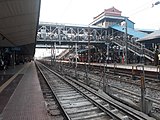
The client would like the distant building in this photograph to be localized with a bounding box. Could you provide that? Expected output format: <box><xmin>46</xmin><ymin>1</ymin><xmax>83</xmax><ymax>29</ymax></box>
<box><xmin>90</xmin><ymin>7</ymin><xmax>147</xmax><ymax>39</ymax></box>
<box><xmin>90</xmin><ymin>7</ymin><xmax>135</xmax><ymax>29</ymax></box>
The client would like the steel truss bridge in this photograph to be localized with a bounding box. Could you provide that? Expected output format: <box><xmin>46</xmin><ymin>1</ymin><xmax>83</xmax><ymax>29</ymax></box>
<box><xmin>36</xmin><ymin>22</ymin><xmax>154</xmax><ymax>61</ymax></box>
<box><xmin>37</xmin><ymin>22</ymin><xmax>108</xmax><ymax>45</ymax></box>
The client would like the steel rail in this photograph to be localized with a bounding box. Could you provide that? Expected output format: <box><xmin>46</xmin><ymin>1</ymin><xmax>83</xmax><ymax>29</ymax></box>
<box><xmin>75</xmin><ymin>68</ymin><xmax>160</xmax><ymax>106</ymax></box>
<box><xmin>35</xmin><ymin>62</ymin><xmax>71</xmax><ymax>120</ymax></box>
<box><xmin>37</xmin><ymin>62</ymin><xmax>113</xmax><ymax>120</ymax></box>
<box><xmin>39</xmin><ymin>62</ymin><xmax>122</xmax><ymax>120</ymax></box>
<box><xmin>110</xmin><ymin>84</ymin><xmax>160</xmax><ymax>105</ymax></box>
<box><xmin>66</xmin><ymin>76</ymin><xmax>155</xmax><ymax>120</ymax></box>
<box><xmin>39</xmin><ymin>61</ymin><xmax>155</xmax><ymax>120</ymax></box>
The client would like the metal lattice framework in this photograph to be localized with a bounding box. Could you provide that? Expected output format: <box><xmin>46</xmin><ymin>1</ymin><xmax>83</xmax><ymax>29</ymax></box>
<box><xmin>36</xmin><ymin>22</ymin><xmax>155</xmax><ymax>62</ymax></box>
<box><xmin>37</xmin><ymin>22</ymin><xmax>108</xmax><ymax>45</ymax></box>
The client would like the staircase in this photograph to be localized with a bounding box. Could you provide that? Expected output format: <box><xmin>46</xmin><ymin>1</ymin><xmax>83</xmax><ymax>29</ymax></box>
<box><xmin>57</xmin><ymin>49</ymin><xmax>70</xmax><ymax>60</ymax></box>
<box><xmin>110</xmin><ymin>37</ymin><xmax>154</xmax><ymax>61</ymax></box>
<box><xmin>57</xmin><ymin>47</ymin><xmax>75</xmax><ymax>60</ymax></box>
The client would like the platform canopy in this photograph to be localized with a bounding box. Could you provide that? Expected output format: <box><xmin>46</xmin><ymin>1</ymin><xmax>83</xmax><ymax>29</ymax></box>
<box><xmin>0</xmin><ymin>0</ymin><xmax>41</xmax><ymax>55</ymax></box>
<box><xmin>110</xmin><ymin>25</ymin><xmax>147</xmax><ymax>38</ymax></box>
<box><xmin>137</xmin><ymin>30</ymin><xmax>160</xmax><ymax>43</ymax></box>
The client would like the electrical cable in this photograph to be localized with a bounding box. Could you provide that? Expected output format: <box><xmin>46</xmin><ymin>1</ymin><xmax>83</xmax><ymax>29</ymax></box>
<box><xmin>128</xmin><ymin>0</ymin><xmax>154</xmax><ymax>16</ymax></box>
<box><xmin>60</xmin><ymin>0</ymin><xmax>73</xmax><ymax>21</ymax></box>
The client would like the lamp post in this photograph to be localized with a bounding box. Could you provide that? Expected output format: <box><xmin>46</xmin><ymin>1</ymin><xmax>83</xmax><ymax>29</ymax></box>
<box><xmin>51</xmin><ymin>43</ymin><xmax>54</xmax><ymax>65</ymax></box>
<box><xmin>103</xmin><ymin>43</ymin><xmax>109</xmax><ymax>92</ymax></box>
<box><xmin>88</xmin><ymin>26</ymin><xmax>91</xmax><ymax>69</ymax></box>
<box><xmin>75</xmin><ymin>43</ymin><xmax>78</xmax><ymax>79</ymax></box>
<box><xmin>86</xmin><ymin>26</ymin><xmax>91</xmax><ymax>85</ymax></box>
<box><xmin>124</xmin><ymin>18</ymin><xmax>128</xmax><ymax>64</ymax></box>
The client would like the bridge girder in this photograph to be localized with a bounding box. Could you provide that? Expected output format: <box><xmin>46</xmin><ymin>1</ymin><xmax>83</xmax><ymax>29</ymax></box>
<box><xmin>37</xmin><ymin>23</ymin><xmax>108</xmax><ymax>43</ymax></box>
<box><xmin>36</xmin><ymin>22</ymin><xmax>154</xmax><ymax>62</ymax></box>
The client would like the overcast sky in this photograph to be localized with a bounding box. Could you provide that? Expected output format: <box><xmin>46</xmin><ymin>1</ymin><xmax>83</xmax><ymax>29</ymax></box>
<box><xmin>35</xmin><ymin>0</ymin><xmax>160</xmax><ymax>58</ymax></box>
<box><xmin>39</xmin><ymin>0</ymin><xmax>160</xmax><ymax>30</ymax></box>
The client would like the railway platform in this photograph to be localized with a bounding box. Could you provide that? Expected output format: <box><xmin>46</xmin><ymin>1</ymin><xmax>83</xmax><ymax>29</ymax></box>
<box><xmin>60</xmin><ymin>60</ymin><xmax>160</xmax><ymax>74</ymax></box>
<box><xmin>105</xmin><ymin>63</ymin><xmax>159</xmax><ymax>72</ymax></box>
<box><xmin>0</xmin><ymin>61</ymin><xmax>49</xmax><ymax>120</ymax></box>
<box><xmin>77</xmin><ymin>62</ymin><xmax>159</xmax><ymax>72</ymax></box>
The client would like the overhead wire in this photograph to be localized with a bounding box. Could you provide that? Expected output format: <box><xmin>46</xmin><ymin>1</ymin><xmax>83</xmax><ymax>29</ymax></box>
<box><xmin>127</xmin><ymin>0</ymin><xmax>154</xmax><ymax>17</ymax></box>
<box><xmin>125</xmin><ymin>0</ymin><xmax>160</xmax><ymax>29</ymax></box>
<box><xmin>59</xmin><ymin>0</ymin><xmax>73</xmax><ymax>22</ymax></box>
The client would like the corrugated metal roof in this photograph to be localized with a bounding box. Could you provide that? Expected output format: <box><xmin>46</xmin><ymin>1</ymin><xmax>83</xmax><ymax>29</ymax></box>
<box><xmin>137</xmin><ymin>30</ymin><xmax>160</xmax><ymax>42</ymax></box>
<box><xmin>110</xmin><ymin>25</ymin><xmax>147</xmax><ymax>38</ymax></box>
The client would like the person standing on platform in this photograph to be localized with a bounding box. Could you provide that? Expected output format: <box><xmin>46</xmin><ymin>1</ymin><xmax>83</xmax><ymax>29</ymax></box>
<box><xmin>158</xmin><ymin>53</ymin><xmax>160</xmax><ymax>65</ymax></box>
<box><xmin>154</xmin><ymin>49</ymin><xmax>158</xmax><ymax>66</ymax></box>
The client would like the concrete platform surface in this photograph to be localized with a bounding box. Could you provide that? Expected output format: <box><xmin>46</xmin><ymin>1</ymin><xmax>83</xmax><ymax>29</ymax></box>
<box><xmin>1</xmin><ymin>61</ymin><xmax>49</xmax><ymax>120</ymax></box>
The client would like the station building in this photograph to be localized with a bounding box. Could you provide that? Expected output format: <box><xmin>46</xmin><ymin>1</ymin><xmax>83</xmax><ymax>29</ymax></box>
<box><xmin>76</xmin><ymin>7</ymin><xmax>160</xmax><ymax>65</ymax></box>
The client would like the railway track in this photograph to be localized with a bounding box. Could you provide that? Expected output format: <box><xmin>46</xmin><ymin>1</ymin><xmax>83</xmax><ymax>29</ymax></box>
<box><xmin>36</xmin><ymin>61</ymin><xmax>155</xmax><ymax>120</ymax></box>
<box><xmin>61</xmin><ymin>62</ymin><xmax>160</xmax><ymax>91</ymax></box>
<box><xmin>50</xmin><ymin>62</ymin><xmax>160</xmax><ymax>119</ymax></box>
<box><xmin>62</xmin><ymin>62</ymin><xmax>160</xmax><ymax>82</ymax></box>
<box><xmin>37</xmin><ymin>62</ymin><xmax>68</xmax><ymax>120</ymax></box>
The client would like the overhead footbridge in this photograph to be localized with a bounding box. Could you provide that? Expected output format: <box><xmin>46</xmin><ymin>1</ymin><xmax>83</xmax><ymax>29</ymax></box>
<box><xmin>36</xmin><ymin>22</ymin><xmax>108</xmax><ymax>46</ymax></box>
<box><xmin>37</xmin><ymin>22</ymin><xmax>154</xmax><ymax>62</ymax></box>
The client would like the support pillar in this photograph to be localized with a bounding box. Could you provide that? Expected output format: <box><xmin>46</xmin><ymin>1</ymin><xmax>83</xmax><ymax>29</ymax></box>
<box><xmin>136</xmin><ymin>64</ymin><xmax>146</xmax><ymax>113</ymax></box>
<box><xmin>140</xmin><ymin>75</ymin><xmax>146</xmax><ymax>112</ymax></box>
<box><xmin>125</xmin><ymin>18</ymin><xmax>128</xmax><ymax>64</ymax></box>
<box><xmin>144</xmin><ymin>98</ymin><xmax>153</xmax><ymax>114</ymax></box>
<box><xmin>11</xmin><ymin>50</ymin><xmax>15</xmax><ymax>69</ymax></box>
<box><xmin>103</xmin><ymin>63</ymin><xmax>106</xmax><ymax>92</ymax></box>
<box><xmin>75</xmin><ymin>43</ymin><xmax>78</xmax><ymax>79</ymax></box>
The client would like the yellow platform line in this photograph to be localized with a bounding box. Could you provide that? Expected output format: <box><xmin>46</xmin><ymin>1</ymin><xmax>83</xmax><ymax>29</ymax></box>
<box><xmin>0</xmin><ymin>64</ymin><xmax>29</xmax><ymax>93</ymax></box>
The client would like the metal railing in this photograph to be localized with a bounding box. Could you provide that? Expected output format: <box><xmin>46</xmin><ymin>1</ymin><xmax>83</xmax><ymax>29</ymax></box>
<box><xmin>111</xmin><ymin>37</ymin><xmax>154</xmax><ymax>61</ymax></box>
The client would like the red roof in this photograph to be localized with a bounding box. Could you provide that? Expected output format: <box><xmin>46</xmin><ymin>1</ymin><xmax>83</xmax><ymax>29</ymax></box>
<box><xmin>104</xmin><ymin>7</ymin><xmax>122</xmax><ymax>16</ymax></box>
<box><xmin>93</xmin><ymin>7</ymin><xmax>122</xmax><ymax>20</ymax></box>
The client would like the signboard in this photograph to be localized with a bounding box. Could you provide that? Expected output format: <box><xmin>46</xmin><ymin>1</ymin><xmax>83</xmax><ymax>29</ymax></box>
<box><xmin>11</xmin><ymin>47</ymin><xmax>21</xmax><ymax>51</ymax></box>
